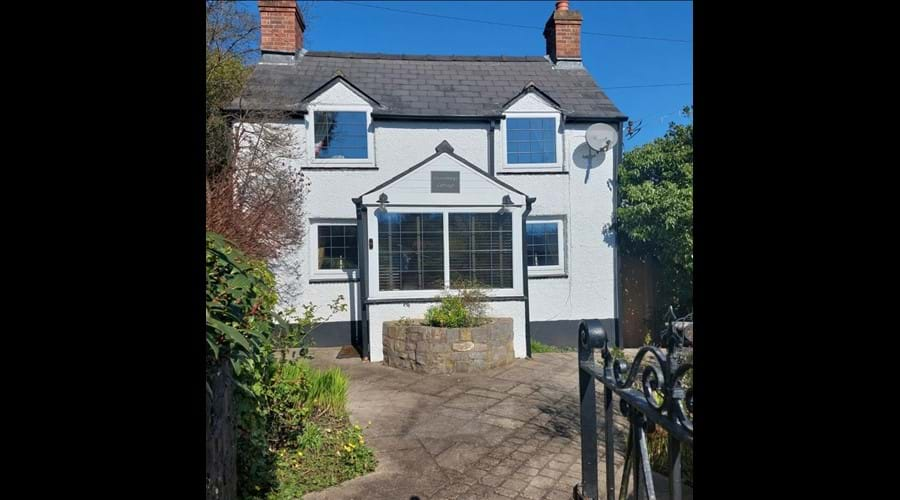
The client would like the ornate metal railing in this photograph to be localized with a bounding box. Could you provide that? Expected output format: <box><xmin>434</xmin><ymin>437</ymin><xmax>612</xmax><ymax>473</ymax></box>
<box><xmin>574</xmin><ymin>308</ymin><xmax>693</xmax><ymax>500</ymax></box>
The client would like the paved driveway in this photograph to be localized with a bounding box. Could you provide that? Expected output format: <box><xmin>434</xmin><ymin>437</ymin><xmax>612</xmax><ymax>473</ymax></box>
<box><xmin>306</xmin><ymin>348</ymin><xmax>689</xmax><ymax>500</ymax></box>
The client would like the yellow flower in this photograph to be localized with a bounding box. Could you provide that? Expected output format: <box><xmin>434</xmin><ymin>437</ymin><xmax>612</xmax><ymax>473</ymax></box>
<box><xmin>297</xmin><ymin>451</ymin><xmax>303</xmax><ymax>457</ymax></box>
<box><xmin>359</xmin><ymin>438</ymin><xmax>365</xmax><ymax>444</ymax></box>
<box><xmin>354</xmin><ymin>424</ymin><xmax>361</xmax><ymax>430</ymax></box>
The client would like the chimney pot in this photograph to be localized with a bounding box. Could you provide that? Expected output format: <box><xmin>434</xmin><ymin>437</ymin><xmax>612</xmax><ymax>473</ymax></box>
<box><xmin>556</xmin><ymin>1</ymin><xmax>570</xmax><ymax>11</ymax></box>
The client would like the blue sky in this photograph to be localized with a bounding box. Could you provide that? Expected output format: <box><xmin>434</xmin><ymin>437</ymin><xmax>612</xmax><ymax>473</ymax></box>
<box><xmin>237</xmin><ymin>1</ymin><xmax>692</xmax><ymax>151</ymax></box>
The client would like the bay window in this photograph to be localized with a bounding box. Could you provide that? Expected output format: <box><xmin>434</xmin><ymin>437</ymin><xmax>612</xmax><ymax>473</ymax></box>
<box><xmin>373</xmin><ymin>209</ymin><xmax>520</xmax><ymax>295</ymax></box>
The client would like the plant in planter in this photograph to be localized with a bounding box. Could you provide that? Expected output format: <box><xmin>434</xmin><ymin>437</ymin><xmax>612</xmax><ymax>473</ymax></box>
<box><xmin>423</xmin><ymin>280</ymin><xmax>489</xmax><ymax>327</ymax></box>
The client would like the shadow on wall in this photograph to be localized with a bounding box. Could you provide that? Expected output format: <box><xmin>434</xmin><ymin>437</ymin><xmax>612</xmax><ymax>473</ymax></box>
<box><xmin>571</xmin><ymin>142</ymin><xmax>606</xmax><ymax>184</ymax></box>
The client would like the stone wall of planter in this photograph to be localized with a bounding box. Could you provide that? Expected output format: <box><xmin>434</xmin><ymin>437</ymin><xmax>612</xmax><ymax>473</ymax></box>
<box><xmin>382</xmin><ymin>318</ymin><xmax>515</xmax><ymax>374</ymax></box>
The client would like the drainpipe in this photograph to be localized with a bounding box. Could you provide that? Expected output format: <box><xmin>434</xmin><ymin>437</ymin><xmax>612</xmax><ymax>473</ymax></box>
<box><xmin>522</xmin><ymin>196</ymin><xmax>537</xmax><ymax>357</ymax></box>
<box><xmin>352</xmin><ymin>197</ymin><xmax>370</xmax><ymax>360</ymax></box>
<box><xmin>488</xmin><ymin>120</ymin><xmax>497</xmax><ymax>176</ymax></box>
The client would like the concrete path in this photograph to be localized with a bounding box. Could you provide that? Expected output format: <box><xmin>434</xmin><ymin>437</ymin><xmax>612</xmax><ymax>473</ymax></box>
<box><xmin>306</xmin><ymin>348</ymin><xmax>691</xmax><ymax>500</ymax></box>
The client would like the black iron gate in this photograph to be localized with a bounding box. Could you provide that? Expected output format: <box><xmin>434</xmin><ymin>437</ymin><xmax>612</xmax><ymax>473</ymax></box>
<box><xmin>574</xmin><ymin>309</ymin><xmax>693</xmax><ymax>500</ymax></box>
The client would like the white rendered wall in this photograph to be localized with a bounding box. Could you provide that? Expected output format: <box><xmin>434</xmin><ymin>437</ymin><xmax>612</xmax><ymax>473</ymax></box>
<box><xmin>267</xmin><ymin>112</ymin><xmax>615</xmax><ymax>334</ymax></box>
<box><xmin>494</xmin><ymin>123</ymin><xmax>617</xmax><ymax>323</ymax></box>
<box><xmin>367</xmin><ymin>300</ymin><xmax>527</xmax><ymax>362</ymax></box>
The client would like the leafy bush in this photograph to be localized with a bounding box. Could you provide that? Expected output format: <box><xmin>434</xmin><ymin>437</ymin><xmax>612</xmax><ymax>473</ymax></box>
<box><xmin>423</xmin><ymin>282</ymin><xmax>489</xmax><ymax>327</ymax></box>
<box><xmin>206</xmin><ymin>231</ymin><xmax>278</xmax><ymax>389</ymax></box>
<box><xmin>206</xmin><ymin>231</ymin><xmax>282</xmax><ymax>496</ymax></box>
<box><xmin>260</xmin><ymin>360</ymin><xmax>375</xmax><ymax>499</ymax></box>
<box><xmin>270</xmin><ymin>296</ymin><xmax>347</xmax><ymax>352</ymax></box>
<box><xmin>616</xmin><ymin>110</ymin><xmax>693</xmax><ymax>311</ymax></box>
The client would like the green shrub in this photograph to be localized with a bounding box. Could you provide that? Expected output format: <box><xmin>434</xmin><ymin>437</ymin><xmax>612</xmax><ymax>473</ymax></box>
<box><xmin>304</xmin><ymin>367</ymin><xmax>349</xmax><ymax>417</ymax></box>
<box><xmin>259</xmin><ymin>361</ymin><xmax>375</xmax><ymax>499</ymax></box>
<box><xmin>423</xmin><ymin>282</ymin><xmax>489</xmax><ymax>327</ymax></box>
<box><xmin>207</xmin><ymin>231</ymin><xmax>371</xmax><ymax>498</ymax></box>
<box><xmin>207</xmin><ymin>231</ymin><xmax>281</xmax><ymax>496</ymax></box>
<box><xmin>271</xmin><ymin>296</ymin><xmax>348</xmax><ymax>352</ymax></box>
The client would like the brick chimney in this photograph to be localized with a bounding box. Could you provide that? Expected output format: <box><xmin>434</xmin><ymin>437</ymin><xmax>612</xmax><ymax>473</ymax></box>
<box><xmin>258</xmin><ymin>1</ymin><xmax>305</xmax><ymax>55</ymax></box>
<box><xmin>544</xmin><ymin>1</ymin><xmax>583</xmax><ymax>63</ymax></box>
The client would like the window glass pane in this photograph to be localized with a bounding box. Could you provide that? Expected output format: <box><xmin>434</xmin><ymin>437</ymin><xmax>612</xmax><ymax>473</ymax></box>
<box><xmin>506</xmin><ymin>117</ymin><xmax>556</xmax><ymax>164</ymax></box>
<box><xmin>378</xmin><ymin>213</ymin><xmax>445</xmax><ymax>291</ymax></box>
<box><xmin>448</xmin><ymin>213</ymin><xmax>513</xmax><ymax>289</ymax></box>
<box><xmin>318</xmin><ymin>225</ymin><xmax>358</xmax><ymax>270</ymax></box>
<box><xmin>314</xmin><ymin>111</ymin><xmax>368</xmax><ymax>159</ymax></box>
<box><xmin>526</xmin><ymin>222</ymin><xmax>560</xmax><ymax>267</ymax></box>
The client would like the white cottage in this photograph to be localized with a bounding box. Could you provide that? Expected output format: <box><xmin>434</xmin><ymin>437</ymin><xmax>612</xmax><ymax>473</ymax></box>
<box><xmin>231</xmin><ymin>0</ymin><xmax>627</xmax><ymax>361</ymax></box>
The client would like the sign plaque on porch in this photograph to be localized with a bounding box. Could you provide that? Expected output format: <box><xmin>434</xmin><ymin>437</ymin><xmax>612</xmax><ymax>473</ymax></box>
<box><xmin>431</xmin><ymin>171</ymin><xmax>460</xmax><ymax>193</ymax></box>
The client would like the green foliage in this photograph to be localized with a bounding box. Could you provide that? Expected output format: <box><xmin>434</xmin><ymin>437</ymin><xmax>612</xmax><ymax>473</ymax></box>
<box><xmin>616</xmin><ymin>109</ymin><xmax>693</xmax><ymax>310</ymax></box>
<box><xmin>271</xmin><ymin>296</ymin><xmax>348</xmax><ymax>352</ymax></box>
<box><xmin>304</xmin><ymin>367</ymin><xmax>349</xmax><ymax>417</ymax></box>
<box><xmin>647</xmin><ymin>428</ymin><xmax>694</xmax><ymax>486</ymax></box>
<box><xmin>207</xmin><ymin>232</ymin><xmax>282</xmax><ymax>497</ymax></box>
<box><xmin>610</xmin><ymin>346</ymin><xmax>625</xmax><ymax>361</ymax></box>
<box><xmin>206</xmin><ymin>231</ymin><xmax>278</xmax><ymax>390</ymax></box>
<box><xmin>424</xmin><ymin>282</ymin><xmax>489</xmax><ymax>327</ymax></box>
<box><xmin>530</xmin><ymin>340</ymin><xmax>576</xmax><ymax>353</ymax></box>
<box><xmin>267</xmin><ymin>421</ymin><xmax>376</xmax><ymax>500</ymax></box>
<box><xmin>253</xmin><ymin>360</ymin><xmax>375</xmax><ymax>500</ymax></box>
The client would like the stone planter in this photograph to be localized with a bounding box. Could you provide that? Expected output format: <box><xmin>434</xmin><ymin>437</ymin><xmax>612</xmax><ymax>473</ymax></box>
<box><xmin>383</xmin><ymin>318</ymin><xmax>514</xmax><ymax>374</ymax></box>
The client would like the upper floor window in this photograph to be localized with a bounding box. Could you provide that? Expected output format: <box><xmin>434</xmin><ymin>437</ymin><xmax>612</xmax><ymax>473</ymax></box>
<box><xmin>313</xmin><ymin>111</ymin><xmax>368</xmax><ymax>159</ymax></box>
<box><xmin>507</xmin><ymin>118</ymin><xmax>557</xmax><ymax>164</ymax></box>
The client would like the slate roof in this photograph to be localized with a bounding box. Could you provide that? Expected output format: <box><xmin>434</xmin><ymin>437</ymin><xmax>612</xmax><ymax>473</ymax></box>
<box><xmin>227</xmin><ymin>51</ymin><xmax>625</xmax><ymax>121</ymax></box>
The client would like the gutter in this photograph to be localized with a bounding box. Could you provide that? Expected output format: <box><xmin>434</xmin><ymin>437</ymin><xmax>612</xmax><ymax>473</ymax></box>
<box><xmin>522</xmin><ymin>196</ymin><xmax>537</xmax><ymax>357</ymax></box>
<box><xmin>370</xmin><ymin>113</ymin><xmax>505</xmax><ymax>122</ymax></box>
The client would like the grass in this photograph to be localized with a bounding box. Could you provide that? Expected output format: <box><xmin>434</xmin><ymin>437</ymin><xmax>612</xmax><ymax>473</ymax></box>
<box><xmin>530</xmin><ymin>340</ymin><xmax>576</xmax><ymax>353</ymax></box>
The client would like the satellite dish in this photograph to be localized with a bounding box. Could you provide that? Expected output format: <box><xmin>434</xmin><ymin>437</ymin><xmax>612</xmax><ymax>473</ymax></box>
<box><xmin>586</xmin><ymin>123</ymin><xmax>619</xmax><ymax>152</ymax></box>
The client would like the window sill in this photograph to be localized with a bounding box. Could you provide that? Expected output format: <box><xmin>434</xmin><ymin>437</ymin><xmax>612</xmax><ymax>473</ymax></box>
<box><xmin>309</xmin><ymin>277</ymin><xmax>360</xmax><ymax>284</ymax></box>
<box><xmin>528</xmin><ymin>273</ymin><xmax>568</xmax><ymax>280</ymax></box>
<box><xmin>366</xmin><ymin>295</ymin><xmax>526</xmax><ymax>305</ymax></box>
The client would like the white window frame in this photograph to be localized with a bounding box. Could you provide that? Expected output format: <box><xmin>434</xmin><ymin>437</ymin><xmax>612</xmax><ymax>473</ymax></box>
<box><xmin>498</xmin><ymin>112</ymin><xmax>564</xmax><ymax>173</ymax></box>
<box><xmin>367</xmin><ymin>206</ymin><xmax>524</xmax><ymax>300</ymax></box>
<box><xmin>525</xmin><ymin>217</ymin><xmax>566</xmax><ymax>277</ymax></box>
<box><xmin>305</xmin><ymin>104</ymin><xmax>375</xmax><ymax>166</ymax></box>
<box><xmin>309</xmin><ymin>219</ymin><xmax>359</xmax><ymax>281</ymax></box>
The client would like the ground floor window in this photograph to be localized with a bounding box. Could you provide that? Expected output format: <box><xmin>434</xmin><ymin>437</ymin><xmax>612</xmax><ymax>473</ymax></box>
<box><xmin>526</xmin><ymin>218</ymin><xmax>565</xmax><ymax>276</ymax></box>
<box><xmin>317</xmin><ymin>224</ymin><xmax>358</xmax><ymax>271</ymax></box>
<box><xmin>449</xmin><ymin>213</ymin><xmax>513</xmax><ymax>288</ymax></box>
<box><xmin>377</xmin><ymin>212</ymin><xmax>444</xmax><ymax>291</ymax></box>
<box><xmin>375</xmin><ymin>211</ymin><xmax>516</xmax><ymax>292</ymax></box>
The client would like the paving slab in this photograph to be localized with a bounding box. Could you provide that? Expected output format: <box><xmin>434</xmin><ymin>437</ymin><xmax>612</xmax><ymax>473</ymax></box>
<box><xmin>303</xmin><ymin>347</ymin><xmax>693</xmax><ymax>499</ymax></box>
